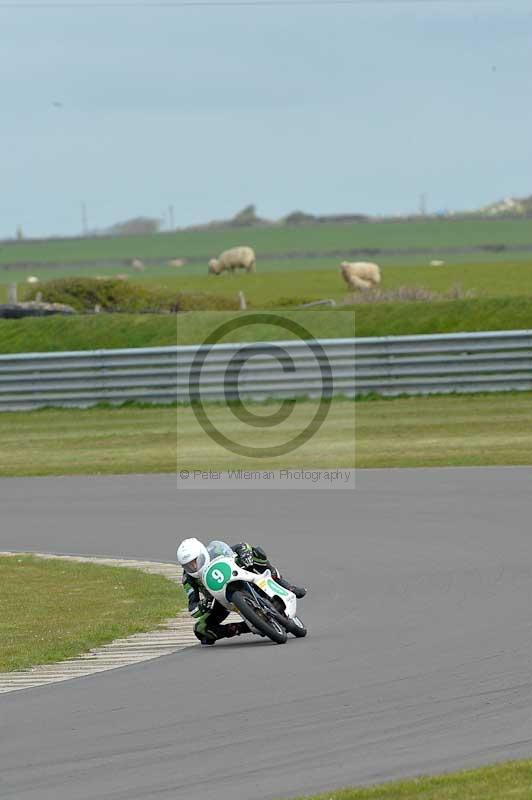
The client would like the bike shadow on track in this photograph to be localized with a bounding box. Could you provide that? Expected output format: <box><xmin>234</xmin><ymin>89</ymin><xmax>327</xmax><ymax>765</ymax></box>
<box><xmin>184</xmin><ymin>638</ymin><xmax>303</xmax><ymax>652</ymax></box>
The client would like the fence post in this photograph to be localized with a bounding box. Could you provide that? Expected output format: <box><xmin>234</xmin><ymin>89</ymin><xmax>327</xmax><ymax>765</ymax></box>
<box><xmin>7</xmin><ymin>283</ymin><xmax>17</xmax><ymax>304</ymax></box>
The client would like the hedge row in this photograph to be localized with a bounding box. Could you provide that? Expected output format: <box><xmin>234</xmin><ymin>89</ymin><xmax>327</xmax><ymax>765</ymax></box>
<box><xmin>23</xmin><ymin>277</ymin><xmax>239</xmax><ymax>313</ymax></box>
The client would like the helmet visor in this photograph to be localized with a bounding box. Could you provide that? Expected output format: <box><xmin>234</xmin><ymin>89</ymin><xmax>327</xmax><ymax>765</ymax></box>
<box><xmin>183</xmin><ymin>551</ymin><xmax>207</xmax><ymax>575</ymax></box>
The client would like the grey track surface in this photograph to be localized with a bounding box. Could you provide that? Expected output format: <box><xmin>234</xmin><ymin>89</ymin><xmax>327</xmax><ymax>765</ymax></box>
<box><xmin>1</xmin><ymin>468</ymin><xmax>532</xmax><ymax>800</ymax></box>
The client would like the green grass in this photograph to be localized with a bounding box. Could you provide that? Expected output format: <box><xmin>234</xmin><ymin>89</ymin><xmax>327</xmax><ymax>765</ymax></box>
<box><xmin>6</xmin><ymin>256</ymin><xmax>532</xmax><ymax>309</ymax></box>
<box><xmin>178</xmin><ymin>393</ymin><xmax>532</xmax><ymax>471</ymax></box>
<box><xmin>7</xmin><ymin>257</ymin><xmax>532</xmax><ymax>300</ymax></box>
<box><xmin>288</xmin><ymin>760</ymin><xmax>532</xmax><ymax>800</ymax></box>
<box><xmin>2</xmin><ymin>296</ymin><xmax>532</xmax><ymax>354</ymax></box>
<box><xmin>1</xmin><ymin>393</ymin><xmax>531</xmax><ymax>477</ymax></box>
<box><xmin>2</xmin><ymin>218</ymin><xmax>532</xmax><ymax>267</ymax></box>
<box><xmin>2</xmin><ymin>252</ymin><xmax>532</xmax><ymax>354</ymax></box>
<box><xmin>4</xmin><ymin>250</ymin><xmax>532</xmax><ymax>299</ymax></box>
<box><xmin>0</xmin><ymin>555</ymin><xmax>185</xmax><ymax>672</ymax></box>
<box><xmin>0</xmin><ymin>313</ymin><xmax>180</xmax><ymax>353</ymax></box>
<box><xmin>144</xmin><ymin>260</ymin><xmax>532</xmax><ymax>304</ymax></box>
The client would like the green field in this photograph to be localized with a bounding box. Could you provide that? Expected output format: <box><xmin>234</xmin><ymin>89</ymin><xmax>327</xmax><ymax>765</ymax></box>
<box><xmin>288</xmin><ymin>759</ymin><xmax>532</xmax><ymax>800</ymax></box>
<box><xmin>10</xmin><ymin>256</ymin><xmax>532</xmax><ymax>307</ymax></box>
<box><xmin>139</xmin><ymin>259</ymin><xmax>532</xmax><ymax>306</ymax></box>
<box><xmin>2</xmin><ymin>218</ymin><xmax>532</xmax><ymax>269</ymax></box>
<box><xmin>0</xmin><ymin>555</ymin><xmax>184</xmax><ymax>672</ymax></box>
<box><xmin>3</xmin><ymin>216</ymin><xmax>532</xmax><ymax>310</ymax></box>
<box><xmin>4</xmin><ymin>250</ymin><xmax>532</xmax><ymax>300</ymax></box>
<box><xmin>1</xmin><ymin>393</ymin><xmax>531</xmax><ymax>477</ymax></box>
<box><xmin>2</xmin><ymin>218</ymin><xmax>532</xmax><ymax>345</ymax></box>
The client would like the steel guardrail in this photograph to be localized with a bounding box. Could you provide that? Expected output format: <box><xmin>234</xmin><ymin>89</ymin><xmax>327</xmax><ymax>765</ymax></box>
<box><xmin>0</xmin><ymin>330</ymin><xmax>531</xmax><ymax>410</ymax></box>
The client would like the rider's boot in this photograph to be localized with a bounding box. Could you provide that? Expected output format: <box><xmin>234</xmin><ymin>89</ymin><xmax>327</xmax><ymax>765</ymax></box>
<box><xmin>274</xmin><ymin>574</ymin><xmax>307</xmax><ymax>599</ymax></box>
<box><xmin>199</xmin><ymin>628</ymin><xmax>218</xmax><ymax>646</ymax></box>
<box><xmin>198</xmin><ymin>622</ymin><xmax>249</xmax><ymax>645</ymax></box>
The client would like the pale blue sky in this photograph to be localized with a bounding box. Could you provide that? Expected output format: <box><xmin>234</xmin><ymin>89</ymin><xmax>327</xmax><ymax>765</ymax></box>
<box><xmin>1</xmin><ymin>0</ymin><xmax>531</xmax><ymax>238</ymax></box>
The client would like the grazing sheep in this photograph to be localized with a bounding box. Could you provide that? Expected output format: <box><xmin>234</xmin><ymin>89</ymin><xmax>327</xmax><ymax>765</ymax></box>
<box><xmin>340</xmin><ymin>261</ymin><xmax>381</xmax><ymax>291</ymax></box>
<box><xmin>208</xmin><ymin>246</ymin><xmax>256</xmax><ymax>275</ymax></box>
<box><xmin>430</xmin><ymin>260</ymin><xmax>445</xmax><ymax>267</ymax></box>
<box><xmin>168</xmin><ymin>258</ymin><xmax>185</xmax><ymax>267</ymax></box>
<box><xmin>26</xmin><ymin>276</ymin><xmax>39</xmax><ymax>284</ymax></box>
<box><xmin>131</xmin><ymin>258</ymin><xmax>145</xmax><ymax>272</ymax></box>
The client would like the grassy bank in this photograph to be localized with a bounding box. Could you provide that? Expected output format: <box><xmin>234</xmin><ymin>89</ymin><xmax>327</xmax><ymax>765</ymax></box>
<box><xmin>1</xmin><ymin>393</ymin><xmax>531</xmax><ymax>476</ymax></box>
<box><xmin>288</xmin><ymin>759</ymin><xmax>532</xmax><ymax>800</ymax></box>
<box><xmin>0</xmin><ymin>297</ymin><xmax>531</xmax><ymax>354</ymax></box>
<box><xmin>0</xmin><ymin>555</ymin><xmax>184</xmax><ymax>672</ymax></box>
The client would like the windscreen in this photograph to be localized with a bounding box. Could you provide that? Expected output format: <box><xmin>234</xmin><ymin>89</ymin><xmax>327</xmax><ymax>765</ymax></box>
<box><xmin>207</xmin><ymin>540</ymin><xmax>233</xmax><ymax>560</ymax></box>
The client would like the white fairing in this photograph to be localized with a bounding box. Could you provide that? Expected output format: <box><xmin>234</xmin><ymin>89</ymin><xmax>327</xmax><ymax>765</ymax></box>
<box><xmin>200</xmin><ymin>555</ymin><xmax>297</xmax><ymax>618</ymax></box>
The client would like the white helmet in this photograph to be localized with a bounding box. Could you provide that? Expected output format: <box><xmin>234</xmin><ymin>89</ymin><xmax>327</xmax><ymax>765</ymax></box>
<box><xmin>177</xmin><ymin>538</ymin><xmax>210</xmax><ymax>577</ymax></box>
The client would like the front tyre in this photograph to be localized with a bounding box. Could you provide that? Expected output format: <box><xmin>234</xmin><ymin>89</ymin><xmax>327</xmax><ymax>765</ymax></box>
<box><xmin>268</xmin><ymin>596</ymin><xmax>307</xmax><ymax>638</ymax></box>
<box><xmin>231</xmin><ymin>591</ymin><xmax>287</xmax><ymax>644</ymax></box>
<box><xmin>279</xmin><ymin>615</ymin><xmax>307</xmax><ymax>638</ymax></box>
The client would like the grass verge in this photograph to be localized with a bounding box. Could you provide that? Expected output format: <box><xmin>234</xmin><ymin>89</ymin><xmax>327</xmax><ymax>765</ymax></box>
<box><xmin>288</xmin><ymin>760</ymin><xmax>532</xmax><ymax>799</ymax></box>
<box><xmin>0</xmin><ymin>555</ymin><xmax>185</xmax><ymax>672</ymax></box>
<box><xmin>1</xmin><ymin>296</ymin><xmax>532</xmax><ymax>354</ymax></box>
<box><xmin>1</xmin><ymin>393</ymin><xmax>531</xmax><ymax>476</ymax></box>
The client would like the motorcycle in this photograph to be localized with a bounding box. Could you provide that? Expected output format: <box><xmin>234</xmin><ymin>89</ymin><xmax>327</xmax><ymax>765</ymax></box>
<box><xmin>200</xmin><ymin>546</ymin><xmax>307</xmax><ymax>645</ymax></box>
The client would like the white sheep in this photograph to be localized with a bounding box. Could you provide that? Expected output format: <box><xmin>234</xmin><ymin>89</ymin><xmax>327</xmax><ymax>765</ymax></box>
<box><xmin>168</xmin><ymin>258</ymin><xmax>185</xmax><ymax>267</ymax></box>
<box><xmin>208</xmin><ymin>246</ymin><xmax>256</xmax><ymax>275</ymax></box>
<box><xmin>340</xmin><ymin>261</ymin><xmax>381</xmax><ymax>291</ymax></box>
<box><xmin>430</xmin><ymin>260</ymin><xmax>445</xmax><ymax>267</ymax></box>
<box><xmin>131</xmin><ymin>258</ymin><xmax>145</xmax><ymax>272</ymax></box>
<box><xmin>26</xmin><ymin>276</ymin><xmax>39</xmax><ymax>284</ymax></box>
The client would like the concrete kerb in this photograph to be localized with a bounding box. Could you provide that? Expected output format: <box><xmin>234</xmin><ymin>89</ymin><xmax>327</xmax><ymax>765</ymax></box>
<box><xmin>0</xmin><ymin>552</ymin><xmax>197</xmax><ymax>695</ymax></box>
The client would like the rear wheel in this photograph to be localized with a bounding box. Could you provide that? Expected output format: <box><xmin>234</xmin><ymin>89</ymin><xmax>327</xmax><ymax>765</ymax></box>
<box><xmin>231</xmin><ymin>590</ymin><xmax>287</xmax><ymax>644</ymax></box>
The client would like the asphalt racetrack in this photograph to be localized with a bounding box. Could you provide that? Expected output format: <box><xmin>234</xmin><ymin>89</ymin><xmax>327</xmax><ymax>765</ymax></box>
<box><xmin>1</xmin><ymin>468</ymin><xmax>532</xmax><ymax>800</ymax></box>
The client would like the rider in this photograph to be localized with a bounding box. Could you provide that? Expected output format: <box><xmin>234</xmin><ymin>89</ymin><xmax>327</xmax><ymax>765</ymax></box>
<box><xmin>176</xmin><ymin>538</ymin><xmax>306</xmax><ymax>646</ymax></box>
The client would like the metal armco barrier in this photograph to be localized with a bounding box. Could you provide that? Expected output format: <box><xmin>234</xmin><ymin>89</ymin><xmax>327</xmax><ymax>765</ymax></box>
<box><xmin>0</xmin><ymin>330</ymin><xmax>531</xmax><ymax>411</ymax></box>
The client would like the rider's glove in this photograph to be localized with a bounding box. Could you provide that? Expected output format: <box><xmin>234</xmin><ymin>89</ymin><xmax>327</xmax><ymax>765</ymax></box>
<box><xmin>198</xmin><ymin>598</ymin><xmax>213</xmax><ymax>615</ymax></box>
<box><xmin>234</xmin><ymin>543</ymin><xmax>254</xmax><ymax>569</ymax></box>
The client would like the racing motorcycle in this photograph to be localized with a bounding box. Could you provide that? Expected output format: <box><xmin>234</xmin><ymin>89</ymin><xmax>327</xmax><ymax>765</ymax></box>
<box><xmin>200</xmin><ymin>543</ymin><xmax>307</xmax><ymax>645</ymax></box>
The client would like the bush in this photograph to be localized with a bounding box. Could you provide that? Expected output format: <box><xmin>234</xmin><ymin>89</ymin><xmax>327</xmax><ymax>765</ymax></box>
<box><xmin>22</xmin><ymin>278</ymin><xmax>240</xmax><ymax>313</ymax></box>
<box><xmin>22</xmin><ymin>278</ymin><xmax>170</xmax><ymax>313</ymax></box>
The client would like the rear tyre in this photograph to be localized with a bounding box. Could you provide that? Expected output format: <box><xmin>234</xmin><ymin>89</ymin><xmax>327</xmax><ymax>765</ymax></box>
<box><xmin>231</xmin><ymin>591</ymin><xmax>287</xmax><ymax>644</ymax></box>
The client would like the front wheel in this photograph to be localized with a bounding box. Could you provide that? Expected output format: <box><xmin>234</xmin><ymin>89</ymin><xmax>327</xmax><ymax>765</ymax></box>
<box><xmin>231</xmin><ymin>590</ymin><xmax>287</xmax><ymax>644</ymax></box>
<box><xmin>279</xmin><ymin>615</ymin><xmax>307</xmax><ymax>638</ymax></box>
<box><xmin>268</xmin><ymin>596</ymin><xmax>307</xmax><ymax>638</ymax></box>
